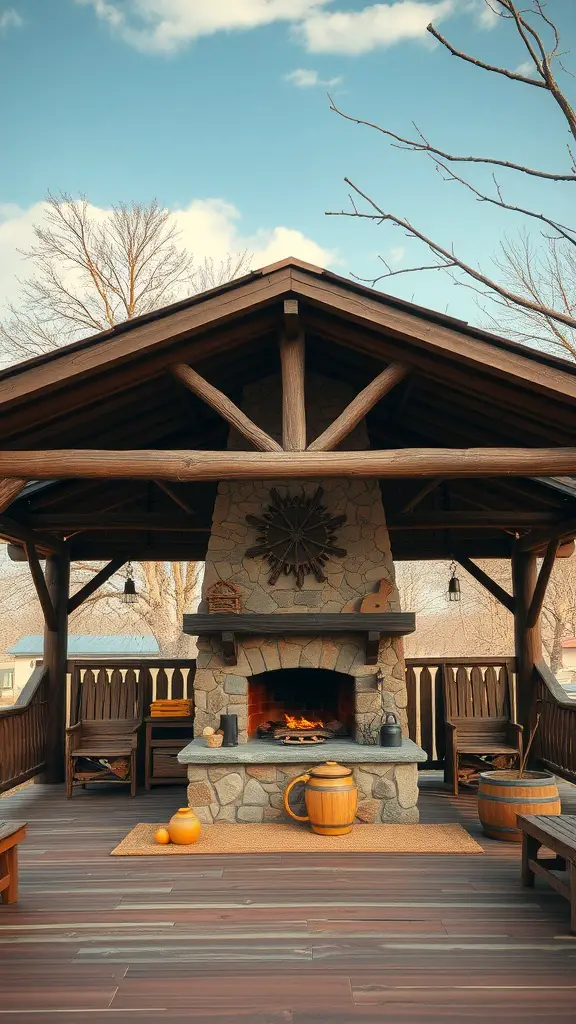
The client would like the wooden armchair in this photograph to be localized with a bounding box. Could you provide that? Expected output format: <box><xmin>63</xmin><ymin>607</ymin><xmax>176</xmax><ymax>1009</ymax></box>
<box><xmin>66</xmin><ymin>719</ymin><xmax>140</xmax><ymax>797</ymax></box>
<box><xmin>443</xmin><ymin>664</ymin><xmax>522</xmax><ymax>796</ymax></box>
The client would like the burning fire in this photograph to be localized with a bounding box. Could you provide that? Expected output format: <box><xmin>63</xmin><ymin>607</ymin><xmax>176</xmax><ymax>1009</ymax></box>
<box><xmin>284</xmin><ymin>713</ymin><xmax>324</xmax><ymax>730</ymax></box>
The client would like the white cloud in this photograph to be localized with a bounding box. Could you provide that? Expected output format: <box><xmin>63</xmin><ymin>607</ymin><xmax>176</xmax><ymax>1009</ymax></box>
<box><xmin>75</xmin><ymin>0</ymin><xmax>330</xmax><ymax>53</ymax></box>
<box><xmin>284</xmin><ymin>67</ymin><xmax>342</xmax><ymax>87</ymax></box>
<box><xmin>298</xmin><ymin>1</ymin><xmax>454</xmax><ymax>55</ymax></box>
<box><xmin>388</xmin><ymin>245</ymin><xmax>405</xmax><ymax>265</ymax></box>
<box><xmin>514</xmin><ymin>59</ymin><xmax>535</xmax><ymax>76</ymax></box>
<box><xmin>76</xmin><ymin>0</ymin><xmax>458</xmax><ymax>55</ymax></box>
<box><xmin>0</xmin><ymin>197</ymin><xmax>338</xmax><ymax>313</ymax></box>
<box><xmin>0</xmin><ymin>7</ymin><xmax>23</xmax><ymax>33</ymax></box>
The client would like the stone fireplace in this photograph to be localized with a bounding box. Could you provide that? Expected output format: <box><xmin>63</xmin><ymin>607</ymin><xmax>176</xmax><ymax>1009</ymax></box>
<box><xmin>178</xmin><ymin>373</ymin><xmax>426</xmax><ymax>823</ymax></box>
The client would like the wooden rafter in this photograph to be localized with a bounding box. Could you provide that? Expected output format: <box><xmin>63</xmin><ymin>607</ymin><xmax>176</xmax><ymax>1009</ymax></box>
<box><xmin>279</xmin><ymin>330</ymin><xmax>306</xmax><ymax>451</ymax></box>
<box><xmin>0</xmin><ymin>447</ymin><xmax>576</xmax><ymax>481</ymax></box>
<box><xmin>154</xmin><ymin>480</ymin><xmax>195</xmax><ymax>515</ymax></box>
<box><xmin>526</xmin><ymin>540</ymin><xmax>560</xmax><ymax>629</ymax></box>
<box><xmin>389</xmin><ymin>511</ymin><xmax>562</xmax><ymax>531</ymax></box>
<box><xmin>171</xmin><ymin>363</ymin><xmax>281</xmax><ymax>452</ymax></box>
<box><xmin>25</xmin><ymin>542</ymin><xmax>57</xmax><ymax>631</ymax></box>
<box><xmin>519</xmin><ymin>515</ymin><xmax>576</xmax><ymax>552</ymax></box>
<box><xmin>0</xmin><ymin>479</ymin><xmax>27</xmax><ymax>514</ymax></box>
<box><xmin>456</xmin><ymin>554</ymin><xmax>516</xmax><ymax>614</ymax></box>
<box><xmin>68</xmin><ymin>557</ymin><xmax>126</xmax><ymax>615</ymax></box>
<box><xmin>25</xmin><ymin>514</ymin><xmax>209</xmax><ymax>532</ymax></box>
<box><xmin>400</xmin><ymin>478</ymin><xmax>443</xmax><ymax>514</ymax></box>
<box><xmin>0</xmin><ymin>515</ymin><xmax>64</xmax><ymax>555</ymax></box>
<box><xmin>308</xmin><ymin>363</ymin><xmax>408</xmax><ymax>452</ymax></box>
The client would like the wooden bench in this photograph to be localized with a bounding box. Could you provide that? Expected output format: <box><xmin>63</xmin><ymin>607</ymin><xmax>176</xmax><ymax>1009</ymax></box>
<box><xmin>66</xmin><ymin>719</ymin><xmax>140</xmax><ymax>797</ymax></box>
<box><xmin>518</xmin><ymin>814</ymin><xmax>576</xmax><ymax>934</ymax></box>
<box><xmin>0</xmin><ymin>820</ymin><xmax>26</xmax><ymax>905</ymax></box>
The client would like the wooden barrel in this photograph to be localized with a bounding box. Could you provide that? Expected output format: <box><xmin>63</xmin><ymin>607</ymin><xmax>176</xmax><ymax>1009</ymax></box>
<box><xmin>478</xmin><ymin>770</ymin><xmax>561</xmax><ymax>843</ymax></box>
<box><xmin>284</xmin><ymin>761</ymin><xmax>358</xmax><ymax>835</ymax></box>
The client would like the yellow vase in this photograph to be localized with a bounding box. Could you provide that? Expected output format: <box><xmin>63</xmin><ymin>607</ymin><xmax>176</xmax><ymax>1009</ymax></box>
<box><xmin>168</xmin><ymin>807</ymin><xmax>202</xmax><ymax>845</ymax></box>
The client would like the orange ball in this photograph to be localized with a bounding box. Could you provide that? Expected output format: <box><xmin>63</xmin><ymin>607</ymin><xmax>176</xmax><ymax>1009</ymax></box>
<box><xmin>154</xmin><ymin>827</ymin><xmax>170</xmax><ymax>845</ymax></box>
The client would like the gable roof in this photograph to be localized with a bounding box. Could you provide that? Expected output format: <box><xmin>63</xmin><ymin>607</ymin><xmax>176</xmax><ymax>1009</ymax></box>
<box><xmin>1</xmin><ymin>258</ymin><xmax>575</xmax><ymax>561</ymax></box>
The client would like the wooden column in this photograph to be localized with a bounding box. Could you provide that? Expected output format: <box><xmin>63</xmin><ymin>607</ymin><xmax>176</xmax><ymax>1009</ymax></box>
<box><xmin>37</xmin><ymin>551</ymin><xmax>70</xmax><ymax>785</ymax></box>
<box><xmin>512</xmin><ymin>547</ymin><xmax>542</xmax><ymax>735</ymax></box>
<box><xmin>279</xmin><ymin>332</ymin><xmax>306</xmax><ymax>450</ymax></box>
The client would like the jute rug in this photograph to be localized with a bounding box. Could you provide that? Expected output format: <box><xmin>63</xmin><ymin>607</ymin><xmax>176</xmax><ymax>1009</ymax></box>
<box><xmin>111</xmin><ymin>822</ymin><xmax>483</xmax><ymax>856</ymax></box>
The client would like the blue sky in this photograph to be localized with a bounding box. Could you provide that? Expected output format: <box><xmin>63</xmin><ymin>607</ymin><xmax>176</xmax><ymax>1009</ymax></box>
<box><xmin>0</xmin><ymin>0</ymin><xmax>574</xmax><ymax>329</ymax></box>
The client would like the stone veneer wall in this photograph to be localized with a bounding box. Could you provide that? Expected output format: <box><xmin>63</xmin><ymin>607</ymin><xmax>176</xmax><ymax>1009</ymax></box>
<box><xmin>187</xmin><ymin>761</ymin><xmax>419</xmax><ymax>825</ymax></box>
<box><xmin>193</xmin><ymin>373</ymin><xmax>408</xmax><ymax>744</ymax></box>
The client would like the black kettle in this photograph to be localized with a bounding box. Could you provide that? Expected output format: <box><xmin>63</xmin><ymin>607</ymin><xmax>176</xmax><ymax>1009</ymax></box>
<box><xmin>380</xmin><ymin>712</ymin><xmax>402</xmax><ymax>748</ymax></box>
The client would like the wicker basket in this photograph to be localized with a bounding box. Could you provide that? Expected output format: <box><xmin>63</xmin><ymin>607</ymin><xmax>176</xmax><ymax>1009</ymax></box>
<box><xmin>205</xmin><ymin>733</ymin><xmax>223</xmax><ymax>748</ymax></box>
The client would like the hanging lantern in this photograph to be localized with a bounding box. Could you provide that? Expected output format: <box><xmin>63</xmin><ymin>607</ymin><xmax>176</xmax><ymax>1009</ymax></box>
<box><xmin>447</xmin><ymin>561</ymin><xmax>461</xmax><ymax>603</ymax></box>
<box><xmin>122</xmin><ymin>562</ymin><xmax>137</xmax><ymax>605</ymax></box>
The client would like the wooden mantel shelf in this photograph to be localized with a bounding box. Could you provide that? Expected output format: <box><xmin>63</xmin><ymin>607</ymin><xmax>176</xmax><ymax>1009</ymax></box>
<box><xmin>182</xmin><ymin>612</ymin><xmax>416</xmax><ymax>666</ymax></box>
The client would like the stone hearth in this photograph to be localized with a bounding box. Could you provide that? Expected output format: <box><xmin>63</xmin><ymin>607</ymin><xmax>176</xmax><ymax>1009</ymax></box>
<box><xmin>180</xmin><ymin>372</ymin><xmax>426</xmax><ymax>823</ymax></box>
<box><xmin>178</xmin><ymin>739</ymin><xmax>425</xmax><ymax>824</ymax></box>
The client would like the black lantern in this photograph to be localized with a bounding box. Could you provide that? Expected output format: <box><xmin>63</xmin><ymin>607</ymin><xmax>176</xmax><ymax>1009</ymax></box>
<box><xmin>447</xmin><ymin>561</ymin><xmax>461</xmax><ymax>603</ymax></box>
<box><xmin>122</xmin><ymin>562</ymin><xmax>137</xmax><ymax>605</ymax></box>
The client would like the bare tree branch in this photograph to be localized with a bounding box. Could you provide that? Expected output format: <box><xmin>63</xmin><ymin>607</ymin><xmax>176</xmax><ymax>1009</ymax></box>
<box><xmin>328</xmin><ymin>96</ymin><xmax>576</xmax><ymax>182</ymax></box>
<box><xmin>327</xmin><ymin>177</ymin><xmax>576</xmax><ymax>330</ymax></box>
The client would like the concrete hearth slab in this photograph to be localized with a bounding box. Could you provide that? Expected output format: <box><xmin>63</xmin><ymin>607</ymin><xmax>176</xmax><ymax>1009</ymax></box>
<box><xmin>178</xmin><ymin>737</ymin><xmax>427</xmax><ymax>765</ymax></box>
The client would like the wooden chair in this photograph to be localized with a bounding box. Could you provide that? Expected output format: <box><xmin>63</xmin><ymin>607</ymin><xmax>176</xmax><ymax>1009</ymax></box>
<box><xmin>66</xmin><ymin>663</ymin><xmax>144</xmax><ymax>798</ymax></box>
<box><xmin>443</xmin><ymin>663</ymin><xmax>522</xmax><ymax>796</ymax></box>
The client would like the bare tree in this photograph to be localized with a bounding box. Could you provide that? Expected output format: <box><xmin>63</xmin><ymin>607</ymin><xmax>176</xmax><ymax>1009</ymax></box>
<box><xmin>327</xmin><ymin>0</ymin><xmax>576</xmax><ymax>347</ymax></box>
<box><xmin>0</xmin><ymin>192</ymin><xmax>252</xmax><ymax>361</ymax></box>
<box><xmin>483</xmin><ymin>232</ymin><xmax>576</xmax><ymax>359</ymax></box>
<box><xmin>0</xmin><ymin>192</ymin><xmax>251</xmax><ymax>652</ymax></box>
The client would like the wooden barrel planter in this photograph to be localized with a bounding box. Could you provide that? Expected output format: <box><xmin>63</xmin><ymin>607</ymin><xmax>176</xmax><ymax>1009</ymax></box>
<box><xmin>478</xmin><ymin>770</ymin><xmax>561</xmax><ymax>843</ymax></box>
<box><xmin>284</xmin><ymin>761</ymin><xmax>358</xmax><ymax>835</ymax></box>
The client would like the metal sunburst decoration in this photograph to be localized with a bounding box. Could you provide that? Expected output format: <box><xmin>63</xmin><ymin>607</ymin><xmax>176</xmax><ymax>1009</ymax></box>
<box><xmin>245</xmin><ymin>487</ymin><xmax>347</xmax><ymax>588</ymax></box>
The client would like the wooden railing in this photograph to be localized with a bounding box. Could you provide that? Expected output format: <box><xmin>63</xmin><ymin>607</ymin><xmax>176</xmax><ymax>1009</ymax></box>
<box><xmin>67</xmin><ymin>659</ymin><xmax>196</xmax><ymax>724</ymax></box>
<box><xmin>405</xmin><ymin>657</ymin><xmax>517</xmax><ymax>768</ymax></box>
<box><xmin>0</xmin><ymin>665</ymin><xmax>50</xmax><ymax>793</ymax></box>
<box><xmin>533</xmin><ymin>661</ymin><xmax>576</xmax><ymax>785</ymax></box>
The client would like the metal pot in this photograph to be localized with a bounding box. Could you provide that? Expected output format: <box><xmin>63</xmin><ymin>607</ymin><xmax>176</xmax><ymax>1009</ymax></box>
<box><xmin>380</xmin><ymin>712</ymin><xmax>402</xmax><ymax>748</ymax></box>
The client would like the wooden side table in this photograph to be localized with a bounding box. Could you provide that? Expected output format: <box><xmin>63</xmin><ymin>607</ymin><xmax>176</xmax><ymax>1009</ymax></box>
<box><xmin>0</xmin><ymin>821</ymin><xmax>26</xmax><ymax>905</ymax></box>
<box><xmin>144</xmin><ymin>717</ymin><xmax>194</xmax><ymax>789</ymax></box>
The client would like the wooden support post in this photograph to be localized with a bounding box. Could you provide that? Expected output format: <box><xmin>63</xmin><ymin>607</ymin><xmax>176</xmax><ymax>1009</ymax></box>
<box><xmin>172</xmin><ymin>363</ymin><xmax>282</xmax><ymax>452</ymax></box>
<box><xmin>308</xmin><ymin>363</ymin><xmax>408</xmax><ymax>452</ymax></box>
<box><xmin>456</xmin><ymin>554</ymin><xmax>516</xmax><ymax>614</ymax></box>
<box><xmin>68</xmin><ymin>557</ymin><xmax>125</xmax><ymax>615</ymax></box>
<box><xmin>526</xmin><ymin>540</ymin><xmax>560</xmax><ymax>629</ymax></box>
<box><xmin>25</xmin><ymin>543</ymin><xmax>57</xmax><ymax>632</ymax></box>
<box><xmin>37</xmin><ymin>551</ymin><xmax>70</xmax><ymax>785</ymax></box>
<box><xmin>279</xmin><ymin>331</ymin><xmax>306</xmax><ymax>450</ymax></box>
<box><xmin>512</xmin><ymin>547</ymin><xmax>542</xmax><ymax>735</ymax></box>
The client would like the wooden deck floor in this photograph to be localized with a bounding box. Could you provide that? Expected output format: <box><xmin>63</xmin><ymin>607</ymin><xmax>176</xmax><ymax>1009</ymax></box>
<box><xmin>0</xmin><ymin>774</ymin><xmax>575</xmax><ymax>1023</ymax></box>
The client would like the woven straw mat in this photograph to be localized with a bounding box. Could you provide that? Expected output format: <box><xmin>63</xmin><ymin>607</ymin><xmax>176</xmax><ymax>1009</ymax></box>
<box><xmin>111</xmin><ymin>822</ymin><xmax>483</xmax><ymax>856</ymax></box>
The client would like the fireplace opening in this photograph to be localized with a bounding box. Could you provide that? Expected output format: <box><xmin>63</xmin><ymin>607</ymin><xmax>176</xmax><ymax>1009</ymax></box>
<box><xmin>248</xmin><ymin>668</ymin><xmax>354</xmax><ymax>743</ymax></box>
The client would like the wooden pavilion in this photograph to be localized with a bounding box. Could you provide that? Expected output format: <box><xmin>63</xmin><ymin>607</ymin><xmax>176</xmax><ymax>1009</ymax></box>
<box><xmin>0</xmin><ymin>258</ymin><xmax>575</xmax><ymax>787</ymax></box>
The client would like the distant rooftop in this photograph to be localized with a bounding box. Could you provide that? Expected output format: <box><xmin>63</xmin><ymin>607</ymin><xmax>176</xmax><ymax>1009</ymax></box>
<box><xmin>562</xmin><ymin>639</ymin><xmax>576</xmax><ymax>649</ymax></box>
<box><xmin>7</xmin><ymin>634</ymin><xmax>160</xmax><ymax>657</ymax></box>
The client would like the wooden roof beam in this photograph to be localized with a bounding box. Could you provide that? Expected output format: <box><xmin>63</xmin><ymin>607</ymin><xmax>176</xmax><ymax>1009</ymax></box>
<box><xmin>171</xmin><ymin>363</ymin><xmax>282</xmax><ymax>453</ymax></box>
<box><xmin>1</xmin><ymin>447</ymin><xmax>576</xmax><ymax>481</ymax></box>
<box><xmin>389</xmin><ymin>511</ymin><xmax>563</xmax><ymax>531</ymax></box>
<box><xmin>25</xmin><ymin>542</ymin><xmax>57</xmax><ymax>631</ymax></box>
<box><xmin>0</xmin><ymin>515</ymin><xmax>65</xmax><ymax>555</ymax></box>
<box><xmin>154</xmin><ymin>481</ymin><xmax>196</xmax><ymax>515</ymax></box>
<box><xmin>308</xmin><ymin>363</ymin><xmax>408</xmax><ymax>452</ymax></box>
<box><xmin>0</xmin><ymin>479</ymin><xmax>28</xmax><ymax>514</ymax></box>
<box><xmin>526</xmin><ymin>540</ymin><xmax>560</xmax><ymax>629</ymax></box>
